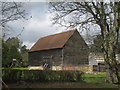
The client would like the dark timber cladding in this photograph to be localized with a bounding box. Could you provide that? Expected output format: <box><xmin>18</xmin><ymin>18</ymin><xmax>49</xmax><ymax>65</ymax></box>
<box><xmin>29</xmin><ymin>29</ymin><xmax>89</xmax><ymax>68</ymax></box>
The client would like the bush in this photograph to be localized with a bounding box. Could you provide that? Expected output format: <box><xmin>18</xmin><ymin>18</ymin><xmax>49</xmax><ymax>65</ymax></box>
<box><xmin>2</xmin><ymin>69</ymin><xmax>83</xmax><ymax>82</ymax></box>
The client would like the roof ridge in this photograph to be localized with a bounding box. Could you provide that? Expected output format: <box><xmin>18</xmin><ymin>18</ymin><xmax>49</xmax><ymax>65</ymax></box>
<box><xmin>40</xmin><ymin>29</ymin><xmax>77</xmax><ymax>39</ymax></box>
<box><xmin>29</xmin><ymin>29</ymin><xmax>77</xmax><ymax>52</ymax></box>
<box><xmin>61</xmin><ymin>30</ymin><xmax>77</xmax><ymax>48</ymax></box>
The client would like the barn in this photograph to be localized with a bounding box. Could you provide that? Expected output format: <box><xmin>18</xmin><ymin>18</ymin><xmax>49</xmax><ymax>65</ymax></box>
<box><xmin>28</xmin><ymin>29</ymin><xmax>89</xmax><ymax>70</ymax></box>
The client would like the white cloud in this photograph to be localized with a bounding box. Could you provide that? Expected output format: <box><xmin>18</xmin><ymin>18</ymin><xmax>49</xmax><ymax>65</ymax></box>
<box><xmin>6</xmin><ymin>2</ymin><xmax>67</xmax><ymax>49</ymax></box>
<box><xmin>25</xmin><ymin>13</ymin><xmax>51</xmax><ymax>31</ymax></box>
<box><xmin>20</xmin><ymin>12</ymin><xmax>66</xmax><ymax>49</ymax></box>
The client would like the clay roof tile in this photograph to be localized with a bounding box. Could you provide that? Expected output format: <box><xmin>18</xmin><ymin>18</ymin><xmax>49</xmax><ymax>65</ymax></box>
<box><xmin>29</xmin><ymin>29</ymin><xmax>77</xmax><ymax>52</ymax></box>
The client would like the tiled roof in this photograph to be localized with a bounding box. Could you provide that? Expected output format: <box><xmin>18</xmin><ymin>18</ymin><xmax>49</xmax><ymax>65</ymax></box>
<box><xmin>29</xmin><ymin>29</ymin><xmax>77</xmax><ymax>52</ymax></box>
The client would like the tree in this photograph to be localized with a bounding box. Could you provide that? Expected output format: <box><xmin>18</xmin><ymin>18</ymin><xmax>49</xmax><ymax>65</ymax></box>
<box><xmin>6</xmin><ymin>37</ymin><xmax>22</xmax><ymax>49</ymax></box>
<box><xmin>21</xmin><ymin>45</ymin><xmax>28</xmax><ymax>66</ymax></box>
<box><xmin>1</xmin><ymin>2</ymin><xmax>28</xmax><ymax>87</ymax></box>
<box><xmin>90</xmin><ymin>34</ymin><xmax>120</xmax><ymax>53</ymax></box>
<box><xmin>2</xmin><ymin>37</ymin><xmax>29</xmax><ymax>67</ymax></box>
<box><xmin>90</xmin><ymin>35</ymin><xmax>103</xmax><ymax>53</ymax></box>
<box><xmin>1</xmin><ymin>2</ymin><xmax>27</xmax><ymax>37</ymax></box>
<box><xmin>2</xmin><ymin>40</ymin><xmax>9</xmax><ymax>67</ymax></box>
<box><xmin>117</xmin><ymin>43</ymin><xmax>120</xmax><ymax>53</ymax></box>
<box><xmin>49</xmin><ymin>2</ymin><xmax>120</xmax><ymax>83</ymax></box>
<box><xmin>2</xmin><ymin>37</ymin><xmax>22</xmax><ymax>67</ymax></box>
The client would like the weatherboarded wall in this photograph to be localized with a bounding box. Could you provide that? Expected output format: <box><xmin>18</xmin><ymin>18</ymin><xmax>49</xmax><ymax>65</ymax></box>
<box><xmin>29</xmin><ymin>30</ymin><xmax>89</xmax><ymax>69</ymax></box>
<box><xmin>63</xmin><ymin>31</ymin><xmax>89</xmax><ymax>66</ymax></box>
<box><xmin>29</xmin><ymin>49</ymin><xmax>62</xmax><ymax>66</ymax></box>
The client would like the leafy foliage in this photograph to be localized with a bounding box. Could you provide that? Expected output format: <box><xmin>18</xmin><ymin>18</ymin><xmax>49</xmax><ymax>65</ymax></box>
<box><xmin>90</xmin><ymin>35</ymin><xmax>103</xmax><ymax>53</ymax></box>
<box><xmin>21</xmin><ymin>45</ymin><xmax>29</xmax><ymax>66</ymax></box>
<box><xmin>2</xmin><ymin>37</ymin><xmax>28</xmax><ymax>67</ymax></box>
<box><xmin>90</xmin><ymin>34</ymin><xmax>120</xmax><ymax>53</ymax></box>
<box><xmin>2</xmin><ymin>40</ymin><xmax>10</xmax><ymax>67</ymax></box>
<box><xmin>2</xmin><ymin>69</ymin><xmax>83</xmax><ymax>82</ymax></box>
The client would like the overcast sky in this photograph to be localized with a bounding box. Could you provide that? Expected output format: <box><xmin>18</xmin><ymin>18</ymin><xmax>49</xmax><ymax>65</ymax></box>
<box><xmin>6</xmin><ymin>2</ymin><xmax>106</xmax><ymax>49</ymax></box>
<box><xmin>7</xmin><ymin>2</ymin><xmax>69</xmax><ymax>49</ymax></box>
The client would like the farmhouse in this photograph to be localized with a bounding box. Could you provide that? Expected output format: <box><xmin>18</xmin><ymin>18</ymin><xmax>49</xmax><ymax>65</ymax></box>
<box><xmin>28</xmin><ymin>29</ymin><xmax>89</xmax><ymax>70</ymax></box>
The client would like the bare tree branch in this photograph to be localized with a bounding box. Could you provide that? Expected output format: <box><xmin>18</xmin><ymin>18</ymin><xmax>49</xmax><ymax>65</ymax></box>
<box><xmin>1</xmin><ymin>2</ymin><xmax>28</xmax><ymax>38</ymax></box>
<box><xmin>49</xmin><ymin>2</ymin><xmax>120</xmax><ymax>84</ymax></box>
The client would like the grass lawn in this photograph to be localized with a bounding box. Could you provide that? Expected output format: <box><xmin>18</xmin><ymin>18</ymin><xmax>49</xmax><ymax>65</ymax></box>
<box><xmin>82</xmin><ymin>72</ymin><xmax>106</xmax><ymax>83</ymax></box>
<box><xmin>3</xmin><ymin>72</ymin><xmax>120</xmax><ymax>88</ymax></box>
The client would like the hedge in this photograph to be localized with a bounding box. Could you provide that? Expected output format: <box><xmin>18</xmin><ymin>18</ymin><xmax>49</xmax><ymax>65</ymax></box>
<box><xmin>2</xmin><ymin>69</ymin><xmax>83</xmax><ymax>82</ymax></box>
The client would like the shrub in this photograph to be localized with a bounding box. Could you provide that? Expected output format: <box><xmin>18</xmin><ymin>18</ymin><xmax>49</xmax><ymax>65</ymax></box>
<box><xmin>2</xmin><ymin>69</ymin><xmax>83</xmax><ymax>82</ymax></box>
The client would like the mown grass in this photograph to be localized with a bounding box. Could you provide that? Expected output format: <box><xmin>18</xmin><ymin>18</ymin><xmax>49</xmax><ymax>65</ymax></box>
<box><xmin>83</xmin><ymin>73</ymin><xmax>106</xmax><ymax>77</ymax></box>
<box><xmin>83</xmin><ymin>72</ymin><xmax>120</xmax><ymax>83</ymax></box>
<box><xmin>82</xmin><ymin>72</ymin><xmax>106</xmax><ymax>83</ymax></box>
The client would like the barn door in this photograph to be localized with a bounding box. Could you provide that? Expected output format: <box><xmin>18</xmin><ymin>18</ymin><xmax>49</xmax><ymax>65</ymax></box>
<box><xmin>43</xmin><ymin>56</ymin><xmax>52</xmax><ymax>69</ymax></box>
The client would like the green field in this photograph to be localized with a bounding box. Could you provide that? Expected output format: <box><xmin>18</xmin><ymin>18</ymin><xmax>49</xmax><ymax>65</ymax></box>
<box><xmin>83</xmin><ymin>73</ymin><xmax>106</xmax><ymax>83</ymax></box>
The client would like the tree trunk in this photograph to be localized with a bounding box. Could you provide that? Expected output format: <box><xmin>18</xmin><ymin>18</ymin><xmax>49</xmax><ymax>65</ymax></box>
<box><xmin>104</xmin><ymin>47</ymin><xmax>119</xmax><ymax>83</ymax></box>
<box><xmin>100</xmin><ymin>2</ymin><xmax>120</xmax><ymax>84</ymax></box>
<box><xmin>103</xmin><ymin>27</ymin><xmax>119</xmax><ymax>84</ymax></box>
<box><xmin>106</xmin><ymin>64</ymin><xmax>119</xmax><ymax>83</ymax></box>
